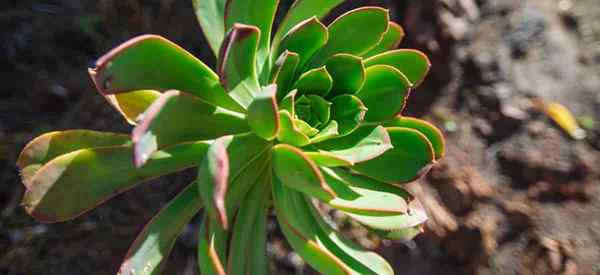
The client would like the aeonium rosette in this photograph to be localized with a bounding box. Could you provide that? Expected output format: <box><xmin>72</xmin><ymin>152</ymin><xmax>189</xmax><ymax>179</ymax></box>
<box><xmin>17</xmin><ymin>1</ymin><xmax>445</xmax><ymax>274</ymax></box>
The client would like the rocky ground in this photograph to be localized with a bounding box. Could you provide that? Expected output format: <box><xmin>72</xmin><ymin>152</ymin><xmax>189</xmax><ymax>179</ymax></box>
<box><xmin>1</xmin><ymin>0</ymin><xmax>599</xmax><ymax>274</ymax></box>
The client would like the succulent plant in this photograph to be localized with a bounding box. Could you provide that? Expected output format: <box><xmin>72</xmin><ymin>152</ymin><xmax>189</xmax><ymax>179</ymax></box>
<box><xmin>17</xmin><ymin>1</ymin><xmax>445</xmax><ymax>274</ymax></box>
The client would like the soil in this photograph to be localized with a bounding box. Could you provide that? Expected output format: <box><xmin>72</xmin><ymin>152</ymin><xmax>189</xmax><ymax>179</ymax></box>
<box><xmin>1</xmin><ymin>1</ymin><xmax>600</xmax><ymax>275</ymax></box>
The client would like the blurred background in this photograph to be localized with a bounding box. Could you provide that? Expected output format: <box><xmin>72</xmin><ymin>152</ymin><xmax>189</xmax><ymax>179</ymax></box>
<box><xmin>1</xmin><ymin>0</ymin><xmax>600</xmax><ymax>274</ymax></box>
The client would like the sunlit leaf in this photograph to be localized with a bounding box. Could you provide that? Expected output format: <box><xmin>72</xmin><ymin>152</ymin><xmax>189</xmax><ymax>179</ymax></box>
<box><xmin>273</xmin><ymin>180</ymin><xmax>394</xmax><ymax>275</ymax></box>
<box><xmin>17</xmin><ymin>130</ymin><xmax>130</xmax><ymax>188</ymax></box>
<box><xmin>247</xmin><ymin>85</ymin><xmax>280</xmax><ymax>140</ymax></box>
<box><xmin>363</xmin><ymin>21</ymin><xmax>404</xmax><ymax>58</ymax></box>
<box><xmin>277</xmin><ymin>17</ymin><xmax>329</xmax><ymax>70</ymax></box>
<box><xmin>273</xmin><ymin>0</ymin><xmax>345</xmax><ymax>49</ymax></box>
<box><xmin>310</xmin><ymin>7</ymin><xmax>389</xmax><ymax>66</ymax></box>
<box><xmin>224</xmin><ymin>0</ymin><xmax>278</xmax><ymax>79</ymax></box>
<box><xmin>364</xmin><ymin>49</ymin><xmax>430</xmax><ymax>86</ymax></box>
<box><xmin>325</xmin><ymin>54</ymin><xmax>366</xmax><ymax>97</ymax></box>
<box><xmin>355</xmin><ymin>65</ymin><xmax>411</xmax><ymax>122</ymax></box>
<box><xmin>270</xmin><ymin>51</ymin><xmax>300</xmax><ymax>100</ymax></box>
<box><xmin>105</xmin><ymin>90</ymin><xmax>160</xmax><ymax>125</ymax></box>
<box><xmin>323</xmin><ymin>167</ymin><xmax>412</xmax><ymax>216</ymax></box>
<box><xmin>353</xmin><ymin>127</ymin><xmax>435</xmax><ymax>184</ymax></box>
<box><xmin>313</xmin><ymin>126</ymin><xmax>392</xmax><ymax>164</ymax></box>
<box><xmin>293</xmin><ymin>66</ymin><xmax>333</xmax><ymax>97</ymax></box>
<box><xmin>22</xmin><ymin>141</ymin><xmax>210</xmax><ymax>222</ymax></box>
<box><xmin>330</xmin><ymin>95</ymin><xmax>367</xmax><ymax>136</ymax></box>
<box><xmin>272</xmin><ymin>144</ymin><xmax>335</xmax><ymax>201</ymax></box>
<box><xmin>218</xmin><ymin>24</ymin><xmax>261</xmax><ymax>109</ymax></box>
<box><xmin>131</xmin><ymin>90</ymin><xmax>247</xmax><ymax>167</ymax></box>
<box><xmin>88</xmin><ymin>35</ymin><xmax>242</xmax><ymax>112</ymax></box>
<box><xmin>385</xmin><ymin>116</ymin><xmax>445</xmax><ymax>159</ymax></box>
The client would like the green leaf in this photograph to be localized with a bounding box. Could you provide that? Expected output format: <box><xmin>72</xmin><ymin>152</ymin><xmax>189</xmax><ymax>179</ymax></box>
<box><xmin>17</xmin><ymin>130</ymin><xmax>130</xmax><ymax>188</ymax></box>
<box><xmin>218</xmin><ymin>24</ymin><xmax>261</xmax><ymax>109</ymax></box>
<box><xmin>370</xmin><ymin>225</ymin><xmax>424</xmax><ymax>241</ymax></box>
<box><xmin>310</xmin><ymin>7</ymin><xmax>389</xmax><ymax>66</ymax></box>
<box><xmin>197</xmin><ymin>136</ymin><xmax>231</xmax><ymax>230</ymax></box>
<box><xmin>277</xmin><ymin>17</ymin><xmax>328</xmax><ymax>70</ymax></box>
<box><xmin>227</xmin><ymin>170</ymin><xmax>270</xmax><ymax>275</ymax></box>
<box><xmin>355</xmin><ymin>65</ymin><xmax>411</xmax><ymax>122</ymax></box>
<box><xmin>273</xmin><ymin>0</ymin><xmax>345</xmax><ymax>48</ymax></box>
<box><xmin>224</xmin><ymin>0</ymin><xmax>278</xmax><ymax>80</ymax></box>
<box><xmin>272</xmin><ymin>144</ymin><xmax>335</xmax><ymax>201</ymax></box>
<box><xmin>270</xmin><ymin>51</ymin><xmax>300</xmax><ymax>100</ymax></box>
<box><xmin>364</xmin><ymin>49</ymin><xmax>431</xmax><ymax>86</ymax></box>
<box><xmin>309</xmin><ymin>120</ymin><xmax>340</xmax><ymax>144</ymax></box>
<box><xmin>131</xmin><ymin>90</ymin><xmax>248</xmax><ymax>167</ymax></box>
<box><xmin>305</xmin><ymin>151</ymin><xmax>353</xmax><ymax>167</ymax></box>
<box><xmin>330</xmin><ymin>95</ymin><xmax>367</xmax><ymax>136</ymax></box>
<box><xmin>363</xmin><ymin>21</ymin><xmax>404</xmax><ymax>58</ymax></box>
<box><xmin>279</xmin><ymin>89</ymin><xmax>297</xmax><ymax>115</ymax></box>
<box><xmin>247</xmin><ymin>85</ymin><xmax>280</xmax><ymax>140</ymax></box>
<box><xmin>105</xmin><ymin>90</ymin><xmax>160</xmax><ymax>125</ymax></box>
<box><xmin>198</xmin><ymin>212</ymin><xmax>228</xmax><ymax>275</ymax></box>
<box><xmin>118</xmin><ymin>183</ymin><xmax>203</xmax><ymax>275</ymax></box>
<box><xmin>344</xmin><ymin>198</ymin><xmax>428</xmax><ymax>232</ymax></box>
<box><xmin>325</xmin><ymin>54</ymin><xmax>366</xmax><ymax>96</ymax></box>
<box><xmin>22</xmin><ymin>141</ymin><xmax>210</xmax><ymax>222</ymax></box>
<box><xmin>272</xmin><ymin>180</ymin><xmax>394</xmax><ymax>275</ymax></box>
<box><xmin>199</xmin><ymin>133</ymin><xmax>271</xmax><ymax>224</ymax></box>
<box><xmin>313</xmin><ymin>126</ymin><xmax>392</xmax><ymax>165</ymax></box>
<box><xmin>224</xmin><ymin>148</ymin><xmax>271</xmax><ymax>220</ymax></box>
<box><xmin>322</xmin><ymin>167</ymin><xmax>412</xmax><ymax>216</ymax></box>
<box><xmin>353</xmin><ymin>127</ymin><xmax>435</xmax><ymax>184</ymax></box>
<box><xmin>293</xmin><ymin>66</ymin><xmax>333</xmax><ymax>97</ymax></box>
<box><xmin>206</xmin><ymin>133</ymin><xmax>271</xmax><ymax>222</ymax></box>
<box><xmin>192</xmin><ymin>0</ymin><xmax>226</xmax><ymax>56</ymax></box>
<box><xmin>384</xmin><ymin>116</ymin><xmax>445</xmax><ymax>159</ymax></box>
<box><xmin>295</xmin><ymin>95</ymin><xmax>332</xmax><ymax>129</ymax></box>
<box><xmin>88</xmin><ymin>35</ymin><xmax>242</xmax><ymax>112</ymax></box>
<box><xmin>294</xmin><ymin>118</ymin><xmax>320</xmax><ymax>137</ymax></box>
<box><xmin>277</xmin><ymin>110</ymin><xmax>311</xmax><ymax>147</ymax></box>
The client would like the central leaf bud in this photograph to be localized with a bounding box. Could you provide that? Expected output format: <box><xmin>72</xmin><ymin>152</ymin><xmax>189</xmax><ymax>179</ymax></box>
<box><xmin>294</xmin><ymin>95</ymin><xmax>332</xmax><ymax>137</ymax></box>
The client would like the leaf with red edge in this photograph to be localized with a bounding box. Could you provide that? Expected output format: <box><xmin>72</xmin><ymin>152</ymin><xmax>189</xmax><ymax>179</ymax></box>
<box><xmin>88</xmin><ymin>35</ymin><xmax>242</xmax><ymax>112</ymax></box>
<box><xmin>104</xmin><ymin>90</ymin><xmax>160</xmax><ymax>125</ymax></box>
<box><xmin>272</xmin><ymin>144</ymin><xmax>336</xmax><ymax>201</ymax></box>
<box><xmin>218</xmin><ymin>24</ymin><xmax>261</xmax><ymax>109</ymax></box>
<box><xmin>312</xmin><ymin>125</ymin><xmax>393</xmax><ymax>165</ymax></box>
<box><xmin>197</xmin><ymin>136</ymin><xmax>231</xmax><ymax>230</ymax></box>
<box><xmin>364</xmin><ymin>49</ymin><xmax>431</xmax><ymax>87</ymax></box>
<box><xmin>17</xmin><ymin>130</ymin><xmax>130</xmax><ymax>188</ymax></box>
<box><xmin>384</xmin><ymin>116</ymin><xmax>446</xmax><ymax>159</ymax></box>
<box><xmin>353</xmin><ymin>127</ymin><xmax>435</xmax><ymax>184</ymax></box>
<box><xmin>355</xmin><ymin>64</ymin><xmax>411</xmax><ymax>122</ymax></box>
<box><xmin>22</xmin><ymin>141</ymin><xmax>210</xmax><ymax>223</ymax></box>
<box><xmin>198</xmin><ymin>212</ymin><xmax>228</xmax><ymax>275</ymax></box>
<box><xmin>247</xmin><ymin>85</ymin><xmax>280</xmax><ymax>140</ymax></box>
<box><xmin>131</xmin><ymin>90</ymin><xmax>247</xmax><ymax>168</ymax></box>
<box><xmin>310</xmin><ymin>7</ymin><xmax>389</xmax><ymax>66</ymax></box>
<box><xmin>363</xmin><ymin>21</ymin><xmax>405</xmax><ymax>57</ymax></box>
<box><xmin>277</xmin><ymin>16</ymin><xmax>329</xmax><ymax>70</ymax></box>
<box><xmin>224</xmin><ymin>0</ymin><xmax>279</xmax><ymax>79</ymax></box>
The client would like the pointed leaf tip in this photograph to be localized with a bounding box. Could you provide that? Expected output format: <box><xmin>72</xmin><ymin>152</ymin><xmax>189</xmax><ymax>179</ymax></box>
<box><xmin>132</xmin><ymin>90</ymin><xmax>178</xmax><ymax>168</ymax></box>
<box><xmin>212</xmin><ymin>137</ymin><xmax>230</xmax><ymax>230</ymax></box>
<box><xmin>218</xmin><ymin>23</ymin><xmax>261</xmax><ymax>109</ymax></box>
<box><xmin>198</xmin><ymin>136</ymin><xmax>231</xmax><ymax>230</ymax></box>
